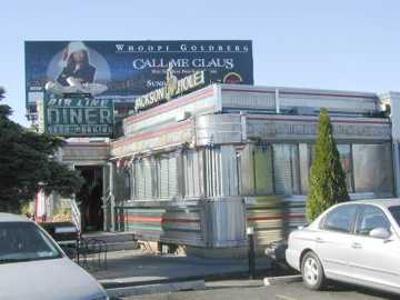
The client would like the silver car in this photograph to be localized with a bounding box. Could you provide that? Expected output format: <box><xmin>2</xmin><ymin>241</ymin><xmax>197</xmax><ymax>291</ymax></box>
<box><xmin>286</xmin><ymin>199</ymin><xmax>400</xmax><ymax>294</ymax></box>
<box><xmin>0</xmin><ymin>213</ymin><xmax>109</xmax><ymax>300</ymax></box>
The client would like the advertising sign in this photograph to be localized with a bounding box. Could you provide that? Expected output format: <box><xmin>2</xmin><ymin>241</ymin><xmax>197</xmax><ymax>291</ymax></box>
<box><xmin>43</xmin><ymin>94</ymin><xmax>114</xmax><ymax>137</ymax></box>
<box><xmin>135</xmin><ymin>66</ymin><xmax>206</xmax><ymax>111</ymax></box>
<box><xmin>25</xmin><ymin>40</ymin><xmax>254</xmax><ymax>111</ymax></box>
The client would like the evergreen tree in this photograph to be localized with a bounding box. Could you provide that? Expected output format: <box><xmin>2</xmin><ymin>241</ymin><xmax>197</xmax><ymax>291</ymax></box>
<box><xmin>306</xmin><ymin>109</ymin><xmax>350</xmax><ymax>221</ymax></box>
<box><xmin>0</xmin><ymin>87</ymin><xmax>83</xmax><ymax>212</ymax></box>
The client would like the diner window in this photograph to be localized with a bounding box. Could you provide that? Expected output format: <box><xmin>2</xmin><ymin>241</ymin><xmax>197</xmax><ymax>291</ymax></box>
<box><xmin>132</xmin><ymin>158</ymin><xmax>156</xmax><ymax>200</ymax></box>
<box><xmin>308</xmin><ymin>144</ymin><xmax>354</xmax><ymax>193</ymax></box>
<box><xmin>133</xmin><ymin>159</ymin><xmax>148</xmax><ymax>199</ymax></box>
<box><xmin>159</xmin><ymin>157</ymin><xmax>169</xmax><ymax>199</ymax></box>
<box><xmin>337</xmin><ymin>144</ymin><xmax>354</xmax><ymax>193</ymax></box>
<box><xmin>273</xmin><ymin>144</ymin><xmax>300</xmax><ymax>195</ymax></box>
<box><xmin>183</xmin><ymin>150</ymin><xmax>202</xmax><ymax>198</ymax></box>
<box><xmin>253</xmin><ymin>145</ymin><xmax>274</xmax><ymax>195</ymax></box>
<box><xmin>299</xmin><ymin>144</ymin><xmax>310</xmax><ymax>194</ymax></box>
<box><xmin>157</xmin><ymin>153</ymin><xmax>179</xmax><ymax>200</ymax></box>
<box><xmin>352</xmin><ymin>144</ymin><xmax>393</xmax><ymax>194</ymax></box>
<box><xmin>237</xmin><ymin>145</ymin><xmax>255</xmax><ymax>196</ymax></box>
<box><xmin>144</xmin><ymin>159</ymin><xmax>153</xmax><ymax>199</ymax></box>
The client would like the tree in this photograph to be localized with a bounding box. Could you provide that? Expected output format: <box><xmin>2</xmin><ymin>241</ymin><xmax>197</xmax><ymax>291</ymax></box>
<box><xmin>0</xmin><ymin>87</ymin><xmax>83</xmax><ymax>212</ymax></box>
<box><xmin>306</xmin><ymin>109</ymin><xmax>350</xmax><ymax>221</ymax></box>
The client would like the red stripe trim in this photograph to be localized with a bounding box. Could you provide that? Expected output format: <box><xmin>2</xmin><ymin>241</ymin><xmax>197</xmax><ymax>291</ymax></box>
<box><xmin>281</xmin><ymin>90</ymin><xmax>377</xmax><ymax>99</ymax></box>
<box><xmin>124</xmin><ymin>87</ymin><xmax>215</xmax><ymax>125</ymax></box>
<box><xmin>248</xmin><ymin>116</ymin><xmax>388</xmax><ymax>125</ymax></box>
<box><xmin>162</xmin><ymin>218</ymin><xmax>200</xmax><ymax>224</ymax></box>
<box><xmin>222</xmin><ymin>88</ymin><xmax>274</xmax><ymax>94</ymax></box>
<box><xmin>221</xmin><ymin>88</ymin><xmax>377</xmax><ymax>100</ymax></box>
<box><xmin>122</xmin><ymin>216</ymin><xmax>200</xmax><ymax>224</ymax></box>
<box><xmin>112</xmin><ymin>120</ymin><xmax>192</xmax><ymax>148</ymax></box>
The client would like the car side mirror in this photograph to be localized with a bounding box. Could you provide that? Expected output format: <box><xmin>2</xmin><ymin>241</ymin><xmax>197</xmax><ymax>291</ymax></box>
<box><xmin>297</xmin><ymin>223</ymin><xmax>309</xmax><ymax>230</ymax></box>
<box><xmin>369</xmin><ymin>227</ymin><xmax>391</xmax><ymax>239</ymax></box>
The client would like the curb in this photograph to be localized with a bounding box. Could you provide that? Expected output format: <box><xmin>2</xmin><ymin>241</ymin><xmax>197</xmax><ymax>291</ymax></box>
<box><xmin>106</xmin><ymin>280</ymin><xmax>205</xmax><ymax>298</ymax></box>
<box><xmin>100</xmin><ymin>269</ymin><xmax>270</xmax><ymax>289</ymax></box>
<box><xmin>263</xmin><ymin>275</ymin><xmax>302</xmax><ymax>286</ymax></box>
<box><xmin>206</xmin><ymin>279</ymin><xmax>264</xmax><ymax>289</ymax></box>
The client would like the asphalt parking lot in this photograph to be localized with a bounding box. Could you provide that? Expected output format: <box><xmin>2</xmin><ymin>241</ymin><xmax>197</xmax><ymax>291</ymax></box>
<box><xmin>123</xmin><ymin>279</ymin><xmax>398</xmax><ymax>300</ymax></box>
<box><xmin>265</xmin><ymin>280</ymin><xmax>397</xmax><ymax>300</ymax></box>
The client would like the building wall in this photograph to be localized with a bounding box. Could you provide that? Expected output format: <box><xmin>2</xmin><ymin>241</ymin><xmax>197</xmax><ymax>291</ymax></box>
<box><xmin>110</xmin><ymin>85</ymin><xmax>394</xmax><ymax>248</ymax></box>
<box><xmin>220</xmin><ymin>85</ymin><xmax>379</xmax><ymax>115</ymax></box>
<box><xmin>61</xmin><ymin>140</ymin><xmax>110</xmax><ymax>165</ymax></box>
<box><xmin>379</xmin><ymin>92</ymin><xmax>400</xmax><ymax>197</ymax></box>
<box><xmin>113</xmin><ymin>101</ymin><xmax>393</xmax><ymax>202</ymax></box>
<box><xmin>120</xmin><ymin>84</ymin><xmax>381</xmax><ymax>142</ymax></box>
<box><xmin>116</xmin><ymin>140</ymin><xmax>393</xmax><ymax>202</ymax></box>
<box><xmin>239</xmin><ymin>142</ymin><xmax>393</xmax><ymax>198</ymax></box>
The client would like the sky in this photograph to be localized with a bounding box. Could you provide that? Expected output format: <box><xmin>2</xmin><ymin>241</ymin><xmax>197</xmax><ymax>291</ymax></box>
<box><xmin>0</xmin><ymin>0</ymin><xmax>399</xmax><ymax>126</ymax></box>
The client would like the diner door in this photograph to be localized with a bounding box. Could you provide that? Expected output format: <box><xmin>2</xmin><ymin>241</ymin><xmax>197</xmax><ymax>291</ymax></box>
<box><xmin>76</xmin><ymin>165</ymin><xmax>104</xmax><ymax>232</ymax></box>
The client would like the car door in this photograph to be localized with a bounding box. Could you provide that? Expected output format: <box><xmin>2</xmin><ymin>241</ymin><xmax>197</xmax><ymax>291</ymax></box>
<box><xmin>315</xmin><ymin>204</ymin><xmax>358</xmax><ymax>279</ymax></box>
<box><xmin>348</xmin><ymin>205</ymin><xmax>400</xmax><ymax>291</ymax></box>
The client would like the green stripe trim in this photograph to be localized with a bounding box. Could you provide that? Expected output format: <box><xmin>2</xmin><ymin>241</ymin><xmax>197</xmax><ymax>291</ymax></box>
<box><xmin>125</xmin><ymin>224</ymin><xmax>162</xmax><ymax>231</ymax></box>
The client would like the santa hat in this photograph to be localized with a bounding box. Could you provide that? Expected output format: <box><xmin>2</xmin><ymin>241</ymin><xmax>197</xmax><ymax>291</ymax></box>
<box><xmin>60</xmin><ymin>41</ymin><xmax>89</xmax><ymax>67</ymax></box>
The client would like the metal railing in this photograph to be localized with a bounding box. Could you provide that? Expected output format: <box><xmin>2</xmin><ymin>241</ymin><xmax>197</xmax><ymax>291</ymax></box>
<box><xmin>76</xmin><ymin>238</ymin><xmax>108</xmax><ymax>270</ymax></box>
<box><xmin>70</xmin><ymin>199</ymin><xmax>81</xmax><ymax>234</ymax></box>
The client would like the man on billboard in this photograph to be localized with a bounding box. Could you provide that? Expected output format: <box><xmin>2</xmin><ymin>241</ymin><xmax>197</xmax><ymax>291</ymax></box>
<box><xmin>45</xmin><ymin>41</ymin><xmax>108</xmax><ymax>96</ymax></box>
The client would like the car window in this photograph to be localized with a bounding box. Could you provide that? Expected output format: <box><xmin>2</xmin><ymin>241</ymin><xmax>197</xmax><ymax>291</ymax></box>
<box><xmin>389</xmin><ymin>206</ymin><xmax>400</xmax><ymax>226</ymax></box>
<box><xmin>356</xmin><ymin>205</ymin><xmax>390</xmax><ymax>236</ymax></box>
<box><xmin>322</xmin><ymin>205</ymin><xmax>357</xmax><ymax>233</ymax></box>
<box><xmin>0</xmin><ymin>222</ymin><xmax>62</xmax><ymax>264</ymax></box>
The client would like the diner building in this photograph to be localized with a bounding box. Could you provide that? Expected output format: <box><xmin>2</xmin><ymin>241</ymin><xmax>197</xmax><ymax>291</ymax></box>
<box><xmin>49</xmin><ymin>84</ymin><xmax>400</xmax><ymax>255</ymax></box>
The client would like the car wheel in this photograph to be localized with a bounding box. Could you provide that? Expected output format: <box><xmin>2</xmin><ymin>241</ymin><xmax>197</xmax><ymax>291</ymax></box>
<box><xmin>301</xmin><ymin>251</ymin><xmax>325</xmax><ymax>290</ymax></box>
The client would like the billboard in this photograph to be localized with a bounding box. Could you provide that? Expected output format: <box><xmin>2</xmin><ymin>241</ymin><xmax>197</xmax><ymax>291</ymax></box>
<box><xmin>42</xmin><ymin>94</ymin><xmax>114</xmax><ymax>137</ymax></box>
<box><xmin>25</xmin><ymin>40</ymin><xmax>254</xmax><ymax>111</ymax></box>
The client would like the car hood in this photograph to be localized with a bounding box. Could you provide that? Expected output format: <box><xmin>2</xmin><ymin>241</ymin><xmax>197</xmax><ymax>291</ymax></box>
<box><xmin>0</xmin><ymin>257</ymin><xmax>106</xmax><ymax>300</ymax></box>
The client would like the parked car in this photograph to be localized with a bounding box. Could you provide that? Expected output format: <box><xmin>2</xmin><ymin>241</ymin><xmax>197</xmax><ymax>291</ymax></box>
<box><xmin>0</xmin><ymin>213</ymin><xmax>108</xmax><ymax>300</ymax></box>
<box><xmin>286</xmin><ymin>199</ymin><xmax>400</xmax><ymax>294</ymax></box>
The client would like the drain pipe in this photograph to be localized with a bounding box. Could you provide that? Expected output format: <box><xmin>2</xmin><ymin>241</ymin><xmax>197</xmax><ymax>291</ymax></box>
<box><xmin>275</xmin><ymin>88</ymin><xmax>280</xmax><ymax>114</ymax></box>
<box><xmin>108</xmin><ymin>161</ymin><xmax>115</xmax><ymax>232</ymax></box>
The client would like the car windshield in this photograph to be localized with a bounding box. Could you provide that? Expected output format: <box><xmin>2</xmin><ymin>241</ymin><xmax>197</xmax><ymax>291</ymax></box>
<box><xmin>388</xmin><ymin>206</ymin><xmax>400</xmax><ymax>227</ymax></box>
<box><xmin>0</xmin><ymin>222</ymin><xmax>62</xmax><ymax>264</ymax></box>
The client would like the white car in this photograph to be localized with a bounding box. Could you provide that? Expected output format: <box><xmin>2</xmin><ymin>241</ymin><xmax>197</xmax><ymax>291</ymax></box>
<box><xmin>286</xmin><ymin>199</ymin><xmax>400</xmax><ymax>294</ymax></box>
<box><xmin>0</xmin><ymin>213</ymin><xmax>109</xmax><ymax>300</ymax></box>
